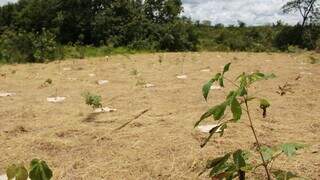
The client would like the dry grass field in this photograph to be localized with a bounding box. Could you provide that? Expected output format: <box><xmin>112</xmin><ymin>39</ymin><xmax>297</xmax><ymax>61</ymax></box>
<box><xmin>0</xmin><ymin>52</ymin><xmax>319</xmax><ymax>179</ymax></box>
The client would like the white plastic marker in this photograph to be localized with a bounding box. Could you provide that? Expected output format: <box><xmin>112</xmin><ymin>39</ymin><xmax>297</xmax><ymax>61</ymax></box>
<box><xmin>201</xmin><ymin>69</ymin><xmax>210</xmax><ymax>72</ymax></box>
<box><xmin>94</xmin><ymin>107</ymin><xmax>117</xmax><ymax>113</ymax></box>
<box><xmin>0</xmin><ymin>175</ymin><xmax>31</xmax><ymax>180</ymax></box>
<box><xmin>210</xmin><ymin>85</ymin><xmax>223</xmax><ymax>90</ymax></box>
<box><xmin>0</xmin><ymin>92</ymin><xmax>16</xmax><ymax>97</ymax></box>
<box><xmin>47</xmin><ymin>97</ymin><xmax>66</xmax><ymax>103</ymax></box>
<box><xmin>176</xmin><ymin>75</ymin><xmax>188</xmax><ymax>79</ymax></box>
<box><xmin>63</xmin><ymin>67</ymin><xmax>71</xmax><ymax>71</ymax></box>
<box><xmin>0</xmin><ymin>175</ymin><xmax>6</xmax><ymax>180</ymax></box>
<box><xmin>144</xmin><ymin>83</ymin><xmax>155</xmax><ymax>88</ymax></box>
<box><xmin>198</xmin><ymin>124</ymin><xmax>222</xmax><ymax>133</ymax></box>
<box><xmin>300</xmin><ymin>72</ymin><xmax>312</xmax><ymax>75</ymax></box>
<box><xmin>97</xmin><ymin>80</ymin><xmax>109</xmax><ymax>85</ymax></box>
<box><xmin>298</xmin><ymin>66</ymin><xmax>309</xmax><ymax>70</ymax></box>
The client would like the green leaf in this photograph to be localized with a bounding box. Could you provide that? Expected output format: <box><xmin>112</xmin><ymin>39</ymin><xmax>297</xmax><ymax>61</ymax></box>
<box><xmin>210</xmin><ymin>163</ymin><xmax>237</xmax><ymax>179</ymax></box>
<box><xmin>208</xmin><ymin>154</ymin><xmax>231</xmax><ymax>177</ymax></box>
<box><xmin>202</xmin><ymin>79</ymin><xmax>214</xmax><ymax>101</ymax></box>
<box><xmin>260</xmin><ymin>99</ymin><xmax>270</xmax><ymax>108</ymax></box>
<box><xmin>195</xmin><ymin>105</ymin><xmax>220</xmax><ymax>127</ymax></box>
<box><xmin>16</xmin><ymin>166</ymin><xmax>29</xmax><ymax>180</ymax></box>
<box><xmin>233</xmin><ymin>150</ymin><xmax>246</xmax><ymax>169</ymax></box>
<box><xmin>219</xmin><ymin>77</ymin><xmax>224</xmax><ymax>87</ymax></box>
<box><xmin>248</xmin><ymin>72</ymin><xmax>276</xmax><ymax>84</ymax></box>
<box><xmin>6</xmin><ymin>164</ymin><xmax>17</xmax><ymax>180</ymax></box>
<box><xmin>219</xmin><ymin>124</ymin><xmax>227</xmax><ymax>137</ymax></box>
<box><xmin>272</xmin><ymin>170</ymin><xmax>299</xmax><ymax>180</ymax></box>
<box><xmin>29</xmin><ymin>159</ymin><xmax>53</xmax><ymax>180</ymax></box>
<box><xmin>237</xmin><ymin>86</ymin><xmax>247</xmax><ymax>96</ymax></box>
<box><xmin>280</xmin><ymin>143</ymin><xmax>304</xmax><ymax>157</ymax></box>
<box><xmin>265</xmin><ymin>73</ymin><xmax>277</xmax><ymax>79</ymax></box>
<box><xmin>260</xmin><ymin>146</ymin><xmax>275</xmax><ymax>161</ymax></box>
<box><xmin>238</xmin><ymin>73</ymin><xmax>248</xmax><ymax>87</ymax></box>
<box><xmin>202</xmin><ymin>73</ymin><xmax>221</xmax><ymax>101</ymax></box>
<box><xmin>231</xmin><ymin>96</ymin><xmax>242</xmax><ymax>121</ymax></box>
<box><xmin>236</xmin><ymin>72</ymin><xmax>246</xmax><ymax>80</ymax></box>
<box><xmin>213</xmin><ymin>102</ymin><xmax>227</xmax><ymax>121</ymax></box>
<box><xmin>226</xmin><ymin>91</ymin><xmax>236</xmax><ymax>100</ymax></box>
<box><xmin>223</xmin><ymin>63</ymin><xmax>231</xmax><ymax>74</ymax></box>
<box><xmin>6</xmin><ymin>164</ymin><xmax>28</xmax><ymax>180</ymax></box>
<box><xmin>201</xmin><ymin>124</ymin><xmax>223</xmax><ymax>148</ymax></box>
<box><xmin>206</xmin><ymin>153</ymin><xmax>231</xmax><ymax>169</ymax></box>
<box><xmin>196</xmin><ymin>102</ymin><xmax>227</xmax><ymax>128</ymax></box>
<box><xmin>214</xmin><ymin>73</ymin><xmax>222</xmax><ymax>80</ymax></box>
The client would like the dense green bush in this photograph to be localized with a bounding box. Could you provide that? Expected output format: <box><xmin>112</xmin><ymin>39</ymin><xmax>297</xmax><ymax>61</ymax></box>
<box><xmin>0</xmin><ymin>29</ymin><xmax>62</xmax><ymax>63</ymax></box>
<box><xmin>159</xmin><ymin>19</ymin><xmax>198</xmax><ymax>51</ymax></box>
<box><xmin>274</xmin><ymin>26</ymin><xmax>303</xmax><ymax>50</ymax></box>
<box><xmin>274</xmin><ymin>25</ymin><xmax>320</xmax><ymax>51</ymax></box>
<box><xmin>0</xmin><ymin>0</ymin><xmax>199</xmax><ymax>63</ymax></box>
<box><xmin>197</xmin><ymin>25</ymin><xmax>279</xmax><ymax>52</ymax></box>
<box><xmin>197</xmin><ymin>23</ymin><xmax>320</xmax><ymax>52</ymax></box>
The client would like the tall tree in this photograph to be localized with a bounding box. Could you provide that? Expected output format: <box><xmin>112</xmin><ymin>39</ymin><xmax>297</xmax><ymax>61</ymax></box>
<box><xmin>144</xmin><ymin>0</ymin><xmax>182</xmax><ymax>23</ymax></box>
<box><xmin>282</xmin><ymin>0</ymin><xmax>320</xmax><ymax>28</ymax></box>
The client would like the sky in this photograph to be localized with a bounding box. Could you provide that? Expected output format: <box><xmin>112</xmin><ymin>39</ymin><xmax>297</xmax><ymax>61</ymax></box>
<box><xmin>181</xmin><ymin>0</ymin><xmax>301</xmax><ymax>25</ymax></box>
<box><xmin>0</xmin><ymin>0</ymin><xmax>301</xmax><ymax>26</ymax></box>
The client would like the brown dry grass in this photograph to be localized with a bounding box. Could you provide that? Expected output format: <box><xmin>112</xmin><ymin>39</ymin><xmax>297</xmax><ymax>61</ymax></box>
<box><xmin>0</xmin><ymin>52</ymin><xmax>319</xmax><ymax>179</ymax></box>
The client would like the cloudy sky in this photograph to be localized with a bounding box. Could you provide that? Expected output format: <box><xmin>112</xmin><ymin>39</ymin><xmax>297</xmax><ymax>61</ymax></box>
<box><xmin>0</xmin><ymin>0</ymin><xmax>301</xmax><ymax>25</ymax></box>
<box><xmin>182</xmin><ymin>0</ymin><xmax>301</xmax><ymax>25</ymax></box>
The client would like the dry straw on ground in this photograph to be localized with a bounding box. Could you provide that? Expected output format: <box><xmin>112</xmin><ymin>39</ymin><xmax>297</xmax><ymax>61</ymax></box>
<box><xmin>0</xmin><ymin>52</ymin><xmax>319</xmax><ymax>179</ymax></box>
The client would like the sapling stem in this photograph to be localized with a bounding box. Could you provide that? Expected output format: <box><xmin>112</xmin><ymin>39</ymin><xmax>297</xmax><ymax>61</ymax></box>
<box><xmin>244</xmin><ymin>98</ymin><xmax>271</xmax><ymax>180</ymax></box>
<box><xmin>224</xmin><ymin>77</ymin><xmax>240</xmax><ymax>88</ymax></box>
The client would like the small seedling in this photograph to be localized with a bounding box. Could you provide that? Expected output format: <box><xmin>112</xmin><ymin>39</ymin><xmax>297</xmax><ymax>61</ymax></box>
<box><xmin>136</xmin><ymin>78</ymin><xmax>146</xmax><ymax>86</ymax></box>
<box><xmin>196</xmin><ymin>63</ymin><xmax>304</xmax><ymax>180</ymax></box>
<box><xmin>308</xmin><ymin>55</ymin><xmax>320</xmax><ymax>64</ymax></box>
<box><xmin>276</xmin><ymin>82</ymin><xmax>293</xmax><ymax>96</ymax></box>
<box><xmin>45</xmin><ymin>78</ymin><xmax>52</xmax><ymax>84</ymax></box>
<box><xmin>260</xmin><ymin>99</ymin><xmax>270</xmax><ymax>118</ymax></box>
<box><xmin>39</xmin><ymin>78</ymin><xmax>53</xmax><ymax>88</ymax></box>
<box><xmin>6</xmin><ymin>159</ymin><xmax>52</xmax><ymax>180</ymax></box>
<box><xmin>130</xmin><ymin>68</ymin><xmax>139</xmax><ymax>76</ymax></box>
<box><xmin>295</xmin><ymin>74</ymin><xmax>302</xmax><ymax>81</ymax></box>
<box><xmin>82</xmin><ymin>92</ymin><xmax>103</xmax><ymax>109</ymax></box>
<box><xmin>105</xmin><ymin>55</ymin><xmax>110</xmax><ymax>62</ymax></box>
<box><xmin>158</xmin><ymin>54</ymin><xmax>164</xmax><ymax>64</ymax></box>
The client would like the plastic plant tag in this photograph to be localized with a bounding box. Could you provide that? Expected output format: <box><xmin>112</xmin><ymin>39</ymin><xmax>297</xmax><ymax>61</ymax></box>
<box><xmin>94</xmin><ymin>107</ymin><xmax>117</xmax><ymax>113</ymax></box>
<box><xmin>47</xmin><ymin>97</ymin><xmax>66</xmax><ymax>103</ymax></box>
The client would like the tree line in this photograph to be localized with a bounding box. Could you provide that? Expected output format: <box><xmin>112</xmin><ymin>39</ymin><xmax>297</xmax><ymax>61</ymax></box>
<box><xmin>0</xmin><ymin>0</ymin><xmax>198</xmax><ymax>62</ymax></box>
<box><xmin>198</xmin><ymin>0</ymin><xmax>320</xmax><ymax>52</ymax></box>
<box><xmin>0</xmin><ymin>0</ymin><xmax>319</xmax><ymax>63</ymax></box>
<box><xmin>0</xmin><ymin>0</ymin><xmax>197</xmax><ymax>49</ymax></box>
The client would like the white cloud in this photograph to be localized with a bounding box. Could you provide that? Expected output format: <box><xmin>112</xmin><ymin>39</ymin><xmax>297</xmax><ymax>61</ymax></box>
<box><xmin>0</xmin><ymin>0</ymin><xmax>17</xmax><ymax>6</ymax></box>
<box><xmin>182</xmin><ymin>0</ymin><xmax>301</xmax><ymax>25</ymax></box>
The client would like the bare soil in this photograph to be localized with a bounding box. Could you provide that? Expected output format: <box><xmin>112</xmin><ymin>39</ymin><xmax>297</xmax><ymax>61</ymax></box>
<box><xmin>0</xmin><ymin>52</ymin><xmax>319</xmax><ymax>179</ymax></box>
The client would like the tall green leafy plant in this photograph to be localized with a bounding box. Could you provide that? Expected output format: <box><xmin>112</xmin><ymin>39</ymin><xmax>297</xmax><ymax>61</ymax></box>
<box><xmin>196</xmin><ymin>63</ymin><xmax>304</xmax><ymax>180</ymax></box>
